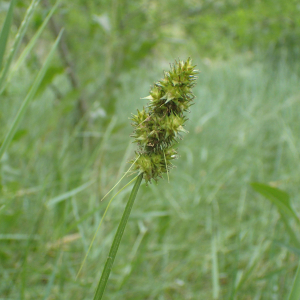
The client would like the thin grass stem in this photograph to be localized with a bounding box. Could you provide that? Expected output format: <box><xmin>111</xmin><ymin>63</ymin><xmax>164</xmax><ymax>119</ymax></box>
<box><xmin>0</xmin><ymin>0</ymin><xmax>16</xmax><ymax>71</ymax></box>
<box><xmin>288</xmin><ymin>261</ymin><xmax>300</xmax><ymax>300</ymax></box>
<box><xmin>0</xmin><ymin>0</ymin><xmax>40</xmax><ymax>93</ymax></box>
<box><xmin>93</xmin><ymin>173</ymin><xmax>143</xmax><ymax>300</ymax></box>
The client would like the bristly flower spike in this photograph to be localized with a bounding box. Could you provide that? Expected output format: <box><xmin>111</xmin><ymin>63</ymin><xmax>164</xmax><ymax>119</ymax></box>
<box><xmin>130</xmin><ymin>58</ymin><xmax>198</xmax><ymax>183</ymax></box>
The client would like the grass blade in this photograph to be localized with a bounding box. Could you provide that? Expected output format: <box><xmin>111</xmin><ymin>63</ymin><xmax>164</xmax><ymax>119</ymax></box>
<box><xmin>0</xmin><ymin>0</ymin><xmax>40</xmax><ymax>93</ymax></box>
<box><xmin>211</xmin><ymin>235</ymin><xmax>220</xmax><ymax>299</ymax></box>
<box><xmin>0</xmin><ymin>0</ymin><xmax>16</xmax><ymax>70</ymax></box>
<box><xmin>76</xmin><ymin>175</ymin><xmax>139</xmax><ymax>278</ymax></box>
<box><xmin>251</xmin><ymin>182</ymin><xmax>299</xmax><ymax>224</ymax></box>
<box><xmin>47</xmin><ymin>180</ymin><xmax>95</xmax><ymax>207</ymax></box>
<box><xmin>0</xmin><ymin>29</ymin><xmax>63</xmax><ymax>160</ymax></box>
<box><xmin>8</xmin><ymin>0</ymin><xmax>61</xmax><ymax>82</ymax></box>
<box><xmin>288</xmin><ymin>262</ymin><xmax>300</xmax><ymax>300</ymax></box>
<box><xmin>280</xmin><ymin>214</ymin><xmax>300</xmax><ymax>248</ymax></box>
<box><xmin>42</xmin><ymin>252</ymin><xmax>62</xmax><ymax>300</ymax></box>
<box><xmin>93</xmin><ymin>173</ymin><xmax>143</xmax><ymax>300</ymax></box>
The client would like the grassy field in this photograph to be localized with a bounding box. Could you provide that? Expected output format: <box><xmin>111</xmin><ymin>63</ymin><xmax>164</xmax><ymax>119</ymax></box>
<box><xmin>1</xmin><ymin>54</ymin><xmax>300</xmax><ymax>299</ymax></box>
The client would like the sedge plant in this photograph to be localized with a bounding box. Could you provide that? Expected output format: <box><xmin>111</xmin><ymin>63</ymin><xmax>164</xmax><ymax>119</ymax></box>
<box><xmin>93</xmin><ymin>58</ymin><xmax>198</xmax><ymax>299</ymax></box>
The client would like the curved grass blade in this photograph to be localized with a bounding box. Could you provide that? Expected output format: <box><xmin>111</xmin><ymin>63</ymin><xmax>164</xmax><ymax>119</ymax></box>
<box><xmin>0</xmin><ymin>29</ymin><xmax>63</xmax><ymax>160</ymax></box>
<box><xmin>0</xmin><ymin>0</ymin><xmax>40</xmax><ymax>94</ymax></box>
<box><xmin>47</xmin><ymin>180</ymin><xmax>95</xmax><ymax>207</ymax></box>
<box><xmin>8</xmin><ymin>0</ymin><xmax>61</xmax><ymax>82</ymax></box>
<box><xmin>288</xmin><ymin>262</ymin><xmax>300</xmax><ymax>300</ymax></box>
<box><xmin>76</xmin><ymin>174</ymin><xmax>139</xmax><ymax>279</ymax></box>
<box><xmin>251</xmin><ymin>182</ymin><xmax>299</xmax><ymax>224</ymax></box>
<box><xmin>0</xmin><ymin>0</ymin><xmax>16</xmax><ymax>70</ymax></box>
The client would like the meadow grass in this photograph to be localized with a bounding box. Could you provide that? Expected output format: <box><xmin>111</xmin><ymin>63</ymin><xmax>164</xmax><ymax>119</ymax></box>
<box><xmin>1</xmin><ymin>54</ymin><xmax>300</xmax><ymax>299</ymax></box>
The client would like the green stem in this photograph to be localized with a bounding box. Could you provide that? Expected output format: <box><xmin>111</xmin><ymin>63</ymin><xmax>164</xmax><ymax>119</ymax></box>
<box><xmin>288</xmin><ymin>261</ymin><xmax>300</xmax><ymax>300</ymax></box>
<box><xmin>93</xmin><ymin>173</ymin><xmax>143</xmax><ymax>300</ymax></box>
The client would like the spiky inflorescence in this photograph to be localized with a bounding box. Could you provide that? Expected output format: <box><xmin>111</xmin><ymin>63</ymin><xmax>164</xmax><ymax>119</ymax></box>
<box><xmin>130</xmin><ymin>58</ymin><xmax>198</xmax><ymax>183</ymax></box>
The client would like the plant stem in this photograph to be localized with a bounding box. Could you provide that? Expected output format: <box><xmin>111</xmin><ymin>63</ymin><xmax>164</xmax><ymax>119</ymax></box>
<box><xmin>288</xmin><ymin>261</ymin><xmax>300</xmax><ymax>300</ymax></box>
<box><xmin>93</xmin><ymin>173</ymin><xmax>143</xmax><ymax>300</ymax></box>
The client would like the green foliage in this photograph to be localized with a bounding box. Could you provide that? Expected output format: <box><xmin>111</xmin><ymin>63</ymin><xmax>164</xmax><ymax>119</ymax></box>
<box><xmin>1</xmin><ymin>0</ymin><xmax>300</xmax><ymax>299</ymax></box>
<box><xmin>0</xmin><ymin>31</ymin><xmax>63</xmax><ymax>160</ymax></box>
<box><xmin>184</xmin><ymin>0</ymin><xmax>300</xmax><ymax>57</ymax></box>
<box><xmin>2</xmin><ymin>53</ymin><xmax>300</xmax><ymax>299</ymax></box>
<box><xmin>251</xmin><ymin>183</ymin><xmax>300</xmax><ymax>299</ymax></box>
<box><xmin>0</xmin><ymin>0</ymin><xmax>41</xmax><ymax>93</ymax></box>
<box><xmin>0</xmin><ymin>0</ymin><xmax>15</xmax><ymax>71</ymax></box>
<box><xmin>251</xmin><ymin>183</ymin><xmax>299</xmax><ymax>223</ymax></box>
<box><xmin>288</xmin><ymin>263</ymin><xmax>300</xmax><ymax>300</ymax></box>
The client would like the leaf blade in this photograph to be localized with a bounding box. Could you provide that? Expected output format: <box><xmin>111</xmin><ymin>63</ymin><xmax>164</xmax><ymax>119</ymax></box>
<box><xmin>0</xmin><ymin>29</ymin><xmax>64</xmax><ymax>160</ymax></box>
<box><xmin>288</xmin><ymin>262</ymin><xmax>300</xmax><ymax>300</ymax></box>
<box><xmin>0</xmin><ymin>0</ymin><xmax>40</xmax><ymax>93</ymax></box>
<box><xmin>0</xmin><ymin>0</ymin><xmax>16</xmax><ymax>70</ymax></box>
<box><xmin>251</xmin><ymin>182</ymin><xmax>299</xmax><ymax>223</ymax></box>
<box><xmin>8</xmin><ymin>0</ymin><xmax>61</xmax><ymax>81</ymax></box>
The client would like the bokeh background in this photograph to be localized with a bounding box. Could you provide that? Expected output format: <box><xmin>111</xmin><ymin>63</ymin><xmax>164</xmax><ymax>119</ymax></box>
<box><xmin>1</xmin><ymin>0</ymin><xmax>300</xmax><ymax>299</ymax></box>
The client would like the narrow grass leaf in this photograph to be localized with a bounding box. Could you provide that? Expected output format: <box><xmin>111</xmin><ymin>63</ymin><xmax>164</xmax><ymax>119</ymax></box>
<box><xmin>235</xmin><ymin>240</ymin><xmax>268</xmax><ymax>292</ymax></box>
<box><xmin>65</xmin><ymin>181</ymin><xmax>134</xmax><ymax>233</ymax></box>
<box><xmin>0</xmin><ymin>0</ymin><xmax>40</xmax><ymax>93</ymax></box>
<box><xmin>68</xmin><ymin>158</ymin><xmax>140</xmax><ymax>234</ymax></box>
<box><xmin>251</xmin><ymin>182</ymin><xmax>299</xmax><ymax>224</ymax></box>
<box><xmin>47</xmin><ymin>180</ymin><xmax>95</xmax><ymax>207</ymax></box>
<box><xmin>0</xmin><ymin>0</ymin><xmax>16</xmax><ymax>70</ymax></box>
<box><xmin>288</xmin><ymin>262</ymin><xmax>300</xmax><ymax>300</ymax></box>
<box><xmin>118</xmin><ymin>221</ymin><xmax>148</xmax><ymax>289</ymax></box>
<box><xmin>0</xmin><ymin>234</ymin><xmax>39</xmax><ymax>240</ymax></box>
<box><xmin>83</xmin><ymin>116</ymin><xmax>117</xmax><ymax>174</ymax></box>
<box><xmin>100</xmin><ymin>154</ymin><xmax>140</xmax><ymax>202</ymax></box>
<box><xmin>211</xmin><ymin>235</ymin><xmax>220</xmax><ymax>299</ymax></box>
<box><xmin>273</xmin><ymin>241</ymin><xmax>300</xmax><ymax>256</ymax></box>
<box><xmin>76</xmin><ymin>174</ymin><xmax>139</xmax><ymax>279</ymax></box>
<box><xmin>42</xmin><ymin>252</ymin><xmax>62</xmax><ymax>300</ymax></box>
<box><xmin>0</xmin><ymin>30</ymin><xmax>63</xmax><ymax>160</ymax></box>
<box><xmin>8</xmin><ymin>0</ymin><xmax>61</xmax><ymax>81</ymax></box>
<box><xmin>280</xmin><ymin>213</ymin><xmax>300</xmax><ymax>248</ymax></box>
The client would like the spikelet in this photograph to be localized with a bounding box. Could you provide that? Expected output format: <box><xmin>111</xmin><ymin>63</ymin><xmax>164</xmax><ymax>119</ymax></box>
<box><xmin>130</xmin><ymin>58</ymin><xmax>198</xmax><ymax>183</ymax></box>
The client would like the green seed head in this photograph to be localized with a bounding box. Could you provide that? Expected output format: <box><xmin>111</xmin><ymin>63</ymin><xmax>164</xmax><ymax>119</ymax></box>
<box><xmin>130</xmin><ymin>58</ymin><xmax>198</xmax><ymax>183</ymax></box>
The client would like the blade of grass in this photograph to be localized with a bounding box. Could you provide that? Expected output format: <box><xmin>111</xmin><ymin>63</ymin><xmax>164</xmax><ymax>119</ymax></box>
<box><xmin>93</xmin><ymin>173</ymin><xmax>143</xmax><ymax>300</ymax></box>
<box><xmin>42</xmin><ymin>252</ymin><xmax>62</xmax><ymax>300</ymax></box>
<box><xmin>251</xmin><ymin>182</ymin><xmax>300</xmax><ymax>224</ymax></box>
<box><xmin>83</xmin><ymin>116</ymin><xmax>117</xmax><ymax>174</ymax></box>
<box><xmin>118</xmin><ymin>221</ymin><xmax>148</xmax><ymax>289</ymax></box>
<box><xmin>76</xmin><ymin>174</ymin><xmax>139</xmax><ymax>279</ymax></box>
<box><xmin>0</xmin><ymin>0</ymin><xmax>40</xmax><ymax>93</ymax></box>
<box><xmin>47</xmin><ymin>180</ymin><xmax>95</xmax><ymax>207</ymax></box>
<box><xmin>234</xmin><ymin>240</ymin><xmax>268</xmax><ymax>292</ymax></box>
<box><xmin>71</xmin><ymin>197</ymin><xmax>88</xmax><ymax>252</ymax></box>
<box><xmin>280</xmin><ymin>213</ymin><xmax>300</xmax><ymax>248</ymax></box>
<box><xmin>288</xmin><ymin>262</ymin><xmax>300</xmax><ymax>300</ymax></box>
<box><xmin>211</xmin><ymin>235</ymin><xmax>220</xmax><ymax>299</ymax></box>
<box><xmin>0</xmin><ymin>0</ymin><xmax>16</xmax><ymax>70</ymax></box>
<box><xmin>8</xmin><ymin>0</ymin><xmax>61</xmax><ymax>82</ymax></box>
<box><xmin>68</xmin><ymin>157</ymin><xmax>140</xmax><ymax>235</ymax></box>
<box><xmin>0</xmin><ymin>29</ymin><xmax>63</xmax><ymax>160</ymax></box>
<box><xmin>100</xmin><ymin>154</ymin><xmax>140</xmax><ymax>202</ymax></box>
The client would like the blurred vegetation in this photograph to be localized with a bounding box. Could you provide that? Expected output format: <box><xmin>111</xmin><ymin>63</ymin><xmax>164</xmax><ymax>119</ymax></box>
<box><xmin>1</xmin><ymin>0</ymin><xmax>300</xmax><ymax>299</ymax></box>
<box><xmin>2</xmin><ymin>0</ymin><xmax>299</xmax><ymax>119</ymax></box>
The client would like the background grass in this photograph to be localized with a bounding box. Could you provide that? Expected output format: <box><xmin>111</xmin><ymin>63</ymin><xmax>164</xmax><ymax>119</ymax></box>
<box><xmin>1</xmin><ymin>1</ymin><xmax>300</xmax><ymax>299</ymax></box>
